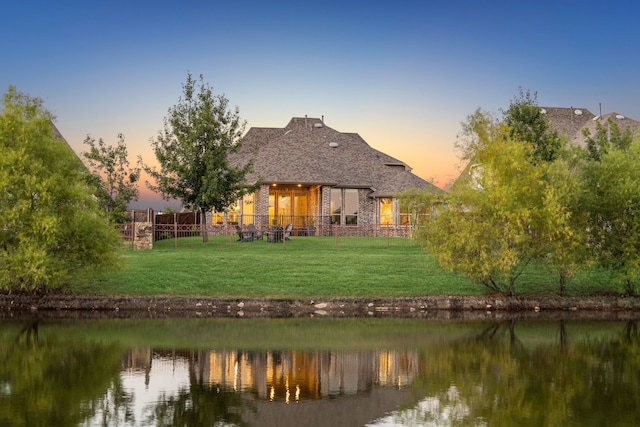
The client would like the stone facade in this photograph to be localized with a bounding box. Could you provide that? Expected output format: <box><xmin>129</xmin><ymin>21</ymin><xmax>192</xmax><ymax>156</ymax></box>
<box><xmin>359</xmin><ymin>189</ymin><xmax>376</xmax><ymax>225</ymax></box>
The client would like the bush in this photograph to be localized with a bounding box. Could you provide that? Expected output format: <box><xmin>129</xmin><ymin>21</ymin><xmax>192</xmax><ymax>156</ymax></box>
<box><xmin>0</xmin><ymin>86</ymin><xmax>121</xmax><ymax>292</ymax></box>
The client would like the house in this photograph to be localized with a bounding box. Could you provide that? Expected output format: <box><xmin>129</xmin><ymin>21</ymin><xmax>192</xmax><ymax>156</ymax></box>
<box><xmin>221</xmin><ymin>116</ymin><xmax>443</xmax><ymax>234</ymax></box>
<box><xmin>540</xmin><ymin>106</ymin><xmax>640</xmax><ymax>146</ymax></box>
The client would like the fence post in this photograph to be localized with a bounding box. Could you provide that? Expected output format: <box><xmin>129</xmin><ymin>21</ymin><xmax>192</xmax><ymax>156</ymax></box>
<box><xmin>174</xmin><ymin>212</ymin><xmax>178</xmax><ymax>248</ymax></box>
<box><xmin>387</xmin><ymin>225</ymin><xmax>390</xmax><ymax>248</ymax></box>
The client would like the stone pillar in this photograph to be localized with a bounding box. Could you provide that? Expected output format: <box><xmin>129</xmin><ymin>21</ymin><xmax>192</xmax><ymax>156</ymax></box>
<box><xmin>133</xmin><ymin>221</ymin><xmax>153</xmax><ymax>250</ymax></box>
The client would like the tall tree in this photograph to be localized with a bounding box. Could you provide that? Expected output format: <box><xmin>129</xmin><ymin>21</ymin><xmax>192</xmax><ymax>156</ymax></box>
<box><xmin>0</xmin><ymin>86</ymin><xmax>121</xmax><ymax>292</ymax></box>
<box><xmin>142</xmin><ymin>73</ymin><xmax>256</xmax><ymax>242</ymax></box>
<box><xmin>83</xmin><ymin>133</ymin><xmax>140</xmax><ymax>223</ymax></box>
<box><xmin>502</xmin><ymin>88</ymin><xmax>562</xmax><ymax>163</ymax></box>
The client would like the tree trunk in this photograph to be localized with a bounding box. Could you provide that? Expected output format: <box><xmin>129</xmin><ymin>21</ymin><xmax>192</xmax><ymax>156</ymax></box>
<box><xmin>200</xmin><ymin>207</ymin><xmax>208</xmax><ymax>243</ymax></box>
<box><xmin>559</xmin><ymin>271</ymin><xmax>567</xmax><ymax>296</ymax></box>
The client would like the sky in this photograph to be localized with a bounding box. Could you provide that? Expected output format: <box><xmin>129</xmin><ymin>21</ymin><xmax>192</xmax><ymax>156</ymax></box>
<box><xmin>3</xmin><ymin>0</ymin><xmax>640</xmax><ymax>210</ymax></box>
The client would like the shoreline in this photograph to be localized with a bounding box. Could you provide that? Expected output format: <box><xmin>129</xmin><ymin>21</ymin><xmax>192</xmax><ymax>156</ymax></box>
<box><xmin>2</xmin><ymin>293</ymin><xmax>640</xmax><ymax>320</ymax></box>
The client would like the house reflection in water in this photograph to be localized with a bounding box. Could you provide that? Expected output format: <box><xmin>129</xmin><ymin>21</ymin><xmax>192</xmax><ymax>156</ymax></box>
<box><xmin>121</xmin><ymin>348</ymin><xmax>418</xmax><ymax>426</ymax></box>
<box><xmin>191</xmin><ymin>349</ymin><xmax>417</xmax><ymax>401</ymax></box>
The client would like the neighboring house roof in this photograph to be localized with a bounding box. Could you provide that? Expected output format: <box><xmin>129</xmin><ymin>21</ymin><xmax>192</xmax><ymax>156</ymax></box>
<box><xmin>453</xmin><ymin>106</ymin><xmax>640</xmax><ymax>187</ymax></box>
<box><xmin>541</xmin><ymin>107</ymin><xmax>640</xmax><ymax>146</ymax></box>
<box><xmin>51</xmin><ymin>121</ymin><xmax>87</xmax><ymax>170</ymax></box>
<box><xmin>231</xmin><ymin>117</ymin><xmax>443</xmax><ymax>196</ymax></box>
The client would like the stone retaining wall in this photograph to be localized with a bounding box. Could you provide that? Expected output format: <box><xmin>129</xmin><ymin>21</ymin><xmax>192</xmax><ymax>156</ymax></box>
<box><xmin>2</xmin><ymin>295</ymin><xmax>640</xmax><ymax>320</ymax></box>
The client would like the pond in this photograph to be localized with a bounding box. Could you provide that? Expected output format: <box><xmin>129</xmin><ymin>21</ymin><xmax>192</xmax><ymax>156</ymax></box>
<box><xmin>2</xmin><ymin>314</ymin><xmax>640</xmax><ymax>426</ymax></box>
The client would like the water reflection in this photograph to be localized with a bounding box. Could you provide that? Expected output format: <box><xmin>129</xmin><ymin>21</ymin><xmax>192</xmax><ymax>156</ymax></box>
<box><xmin>0</xmin><ymin>321</ymin><xmax>126</xmax><ymax>427</ymax></box>
<box><xmin>1</xmin><ymin>317</ymin><xmax>640</xmax><ymax>426</ymax></box>
<box><xmin>111</xmin><ymin>348</ymin><xmax>416</xmax><ymax>426</ymax></box>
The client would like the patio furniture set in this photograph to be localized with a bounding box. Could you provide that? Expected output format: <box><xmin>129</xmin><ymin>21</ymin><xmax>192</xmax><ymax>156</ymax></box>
<box><xmin>236</xmin><ymin>224</ymin><xmax>293</xmax><ymax>243</ymax></box>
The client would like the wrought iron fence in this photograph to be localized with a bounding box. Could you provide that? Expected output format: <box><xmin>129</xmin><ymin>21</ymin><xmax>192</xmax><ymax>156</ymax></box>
<box><xmin>116</xmin><ymin>211</ymin><xmax>425</xmax><ymax>248</ymax></box>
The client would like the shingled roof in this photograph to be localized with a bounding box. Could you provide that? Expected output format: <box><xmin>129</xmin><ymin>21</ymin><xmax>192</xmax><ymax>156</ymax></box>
<box><xmin>541</xmin><ymin>107</ymin><xmax>640</xmax><ymax>146</ymax></box>
<box><xmin>454</xmin><ymin>106</ymin><xmax>640</xmax><ymax>187</ymax></box>
<box><xmin>231</xmin><ymin>117</ymin><xmax>442</xmax><ymax>196</ymax></box>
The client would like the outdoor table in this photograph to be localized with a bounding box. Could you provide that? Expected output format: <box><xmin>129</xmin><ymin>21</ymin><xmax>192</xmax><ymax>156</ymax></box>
<box><xmin>266</xmin><ymin>226</ymin><xmax>283</xmax><ymax>243</ymax></box>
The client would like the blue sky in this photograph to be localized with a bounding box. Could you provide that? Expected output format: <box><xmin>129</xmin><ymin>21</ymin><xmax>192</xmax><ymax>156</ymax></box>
<box><xmin>3</xmin><ymin>0</ymin><xmax>639</xmax><ymax>209</ymax></box>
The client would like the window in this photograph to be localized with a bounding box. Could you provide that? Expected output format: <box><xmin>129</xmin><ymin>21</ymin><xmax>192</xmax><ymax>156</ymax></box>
<box><xmin>399</xmin><ymin>203</ymin><xmax>430</xmax><ymax>226</ymax></box>
<box><xmin>293</xmin><ymin>193</ymin><xmax>308</xmax><ymax>228</ymax></box>
<box><xmin>242</xmin><ymin>194</ymin><xmax>254</xmax><ymax>225</ymax></box>
<box><xmin>345</xmin><ymin>189</ymin><xmax>358</xmax><ymax>225</ymax></box>
<box><xmin>268</xmin><ymin>194</ymin><xmax>275</xmax><ymax>225</ymax></box>
<box><xmin>268</xmin><ymin>189</ymin><xmax>308</xmax><ymax>226</ymax></box>
<box><xmin>330</xmin><ymin>188</ymin><xmax>342</xmax><ymax>225</ymax></box>
<box><xmin>227</xmin><ymin>201</ymin><xmax>239</xmax><ymax>224</ymax></box>
<box><xmin>212</xmin><ymin>210</ymin><xmax>224</xmax><ymax>225</ymax></box>
<box><xmin>379</xmin><ymin>198</ymin><xmax>393</xmax><ymax>225</ymax></box>
<box><xmin>211</xmin><ymin>193</ymin><xmax>256</xmax><ymax>225</ymax></box>
<box><xmin>400</xmin><ymin>210</ymin><xmax>409</xmax><ymax>226</ymax></box>
<box><xmin>331</xmin><ymin>188</ymin><xmax>359</xmax><ymax>225</ymax></box>
<box><xmin>211</xmin><ymin>200</ymin><xmax>239</xmax><ymax>225</ymax></box>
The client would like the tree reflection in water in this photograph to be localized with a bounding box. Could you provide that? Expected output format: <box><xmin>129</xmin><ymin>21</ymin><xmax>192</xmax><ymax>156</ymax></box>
<box><xmin>402</xmin><ymin>319</ymin><xmax>640</xmax><ymax>427</ymax></box>
<box><xmin>0</xmin><ymin>321</ymin><xmax>128</xmax><ymax>426</ymax></box>
<box><xmin>151</xmin><ymin>381</ymin><xmax>250</xmax><ymax>427</ymax></box>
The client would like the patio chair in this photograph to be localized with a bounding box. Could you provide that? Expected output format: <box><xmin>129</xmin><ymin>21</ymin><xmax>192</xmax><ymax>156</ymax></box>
<box><xmin>236</xmin><ymin>225</ymin><xmax>254</xmax><ymax>242</ymax></box>
<box><xmin>247</xmin><ymin>224</ymin><xmax>262</xmax><ymax>240</ymax></box>
<box><xmin>283</xmin><ymin>223</ymin><xmax>293</xmax><ymax>240</ymax></box>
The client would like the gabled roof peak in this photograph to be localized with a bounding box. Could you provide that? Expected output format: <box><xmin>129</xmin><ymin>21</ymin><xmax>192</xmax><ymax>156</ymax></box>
<box><xmin>285</xmin><ymin>116</ymin><xmax>327</xmax><ymax>130</ymax></box>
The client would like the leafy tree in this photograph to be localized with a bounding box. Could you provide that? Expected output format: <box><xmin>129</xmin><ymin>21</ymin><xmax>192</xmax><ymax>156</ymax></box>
<box><xmin>83</xmin><ymin>133</ymin><xmax>140</xmax><ymax>223</ymax></box>
<box><xmin>453</xmin><ymin>107</ymin><xmax>498</xmax><ymax>164</ymax></box>
<box><xmin>426</xmin><ymin>111</ymin><xmax>579</xmax><ymax>295</ymax></box>
<box><xmin>142</xmin><ymin>73</ymin><xmax>257</xmax><ymax>242</ymax></box>
<box><xmin>541</xmin><ymin>153</ymin><xmax>589</xmax><ymax>294</ymax></box>
<box><xmin>583</xmin><ymin>117</ymin><xmax>633</xmax><ymax>161</ymax></box>
<box><xmin>0</xmin><ymin>86</ymin><xmax>121</xmax><ymax>292</ymax></box>
<box><xmin>578</xmin><ymin>137</ymin><xmax>640</xmax><ymax>295</ymax></box>
<box><xmin>502</xmin><ymin>88</ymin><xmax>561</xmax><ymax>163</ymax></box>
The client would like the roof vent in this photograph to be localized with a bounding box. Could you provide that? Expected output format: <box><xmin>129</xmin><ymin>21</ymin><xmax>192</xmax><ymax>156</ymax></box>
<box><xmin>314</xmin><ymin>122</ymin><xmax>323</xmax><ymax>128</ymax></box>
<box><xmin>616</xmin><ymin>114</ymin><xmax>625</xmax><ymax>120</ymax></box>
<box><xmin>329</xmin><ymin>142</ymin><xmax>339</xmax><ymax>148</ymax></box>
<box><xmin>574</xmin><ymin>109</ymin><xmax>583</xmax><ymax>116</ymax></box>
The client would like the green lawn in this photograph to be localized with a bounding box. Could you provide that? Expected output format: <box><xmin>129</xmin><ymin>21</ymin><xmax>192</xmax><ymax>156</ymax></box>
<box><xmin>73</xmin><ymin>236</ymin><xmax>620</xmax><ymax>298</ymax></box>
